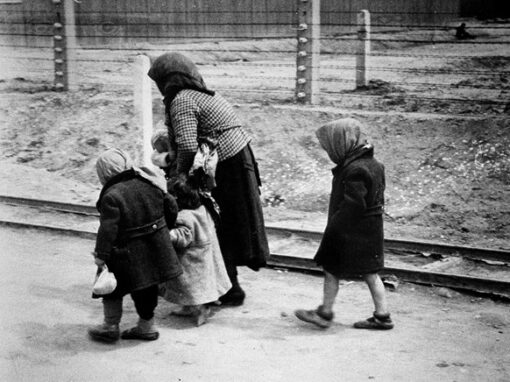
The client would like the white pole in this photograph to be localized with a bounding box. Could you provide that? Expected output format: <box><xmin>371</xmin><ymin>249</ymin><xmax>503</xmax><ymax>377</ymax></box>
<box><xmin>63</xmin><ymin>0</ymin><xmax>77</xmax><ymax>91</ymax></box>
<box><xmin>308</xmin><ymin>0</ymin><xmax>320</xmax><ymax>104</ymax></box>
<box><xmin>133</xmin><ymin>54</ymin><xmax>153</xmax><ymax>168</ymax></box>
<box><xmin>356</xmin><ymin>9</ymin><xmax>370</xmax><ymax>88</ymax></box>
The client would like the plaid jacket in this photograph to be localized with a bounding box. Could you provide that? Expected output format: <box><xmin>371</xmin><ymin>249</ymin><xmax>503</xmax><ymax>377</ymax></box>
<box><xmin>166</xmin><ymin>89</ymin><xmax>251</xmax><ymax>174</ymax></box>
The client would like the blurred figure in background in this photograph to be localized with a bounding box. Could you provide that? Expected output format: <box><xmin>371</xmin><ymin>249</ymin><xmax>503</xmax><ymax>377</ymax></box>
<box><xmin>456</xmin><ymin>23</ymin><xmax>476</xmax><ymax>40</ymax></box>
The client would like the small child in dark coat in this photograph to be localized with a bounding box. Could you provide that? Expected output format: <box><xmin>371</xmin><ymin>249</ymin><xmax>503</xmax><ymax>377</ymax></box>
<box><xmin>88</xmin><ymin>148</ymin><xmax>182</xmax><ymax>343</ymax></box>
<box><xmin>295</xmin><ymin>118</ymin><xmax>393</xmax><ymax>330</ymax></box>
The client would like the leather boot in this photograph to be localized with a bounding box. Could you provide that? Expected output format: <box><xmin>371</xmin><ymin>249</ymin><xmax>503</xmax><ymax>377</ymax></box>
<box><xmin>88</xmin><ymin>323</ymin><xmax>120</xmax><ymax>343</ymax></box>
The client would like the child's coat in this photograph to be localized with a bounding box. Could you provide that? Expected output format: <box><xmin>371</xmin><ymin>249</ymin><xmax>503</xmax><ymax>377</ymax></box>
<box><xmin>313</xmin><ymin>119</ymin><xmax>385</xmax><ymax>277</ymax></box>
<box><xmin>95</xmin><ymin>169</ymin><xmax>183</xmax><ymax>297</ymax></box>
<box><xmin>161</xmin><ymin>205</ymin><xmax>231</xmax><ymax>305</ymax></box>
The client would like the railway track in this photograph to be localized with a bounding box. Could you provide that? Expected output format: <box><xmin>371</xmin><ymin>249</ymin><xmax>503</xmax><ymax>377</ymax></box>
<box><xmin>0</xmin><ymin>195</ymin><xmax>509</xmax><ymax>300</ymax></box>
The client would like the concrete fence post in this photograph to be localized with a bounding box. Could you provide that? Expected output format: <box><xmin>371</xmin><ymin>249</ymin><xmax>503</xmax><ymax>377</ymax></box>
<box><xmin>51</xmin><ymin>0</ymin><xmax>67</xmax><ymax>91</ymax></box>
<box><xmin>51</xmin><ymin>0</ymin><xmax>77</xmax><ymax>91</ymax></box>
<box><xmin>356</xmin><ymin>9</ymin><xmax>370</xmax><ymax>88</ymax></box>
<box><xmin>63</xmin><ymin>0</ymin><xmax>77</xmax><ymax>91</ymax></box>
<box><xmin>295</xmin><ymin>0</ymin><xmax>320</xmax><ymax>104</ymax></box>
<box><xmin>133</xmin><ymin>54</ymin><xmax>154</xmax><ymax>168</ymax></box>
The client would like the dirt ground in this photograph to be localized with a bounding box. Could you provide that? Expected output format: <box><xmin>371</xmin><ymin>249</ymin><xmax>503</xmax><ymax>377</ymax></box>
<box><xmin>0</xmin><ymin>87</ymin><xmax>508</xmax><ymax>250</ymax></box>
<box><xmin>0</xmin><ymin>22</ymin><xmax>509</xmax><ymax>249</ymax></box>
<box><xmin>1</xmin><ymin>226</ymin><xmax>509</xmax><ymax>382</ymax></box>
<box><xmin>0</xmin><ymin>22</ymin><xmax>509</xmax><ymax>381</ymax></box>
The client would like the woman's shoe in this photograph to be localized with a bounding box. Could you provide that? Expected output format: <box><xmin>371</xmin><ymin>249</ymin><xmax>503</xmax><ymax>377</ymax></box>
<box><xmin>353</xmin><ymin>312</ymin><xmax>394</xmax><ymax>330</ymax></box>
<box><xmin>219</xmin><ymin>284</ymin><xmax>246</xmax><ymax>306</ymax></box>
<box><xmin>294</xmin><ymin>306</ymin><xmax>334</xmax><ymax>329</ymax></box>
<box><xmin>88</xmin><ymin>323</ymin><xmax>120</xmax><ymax>343</ymax></box>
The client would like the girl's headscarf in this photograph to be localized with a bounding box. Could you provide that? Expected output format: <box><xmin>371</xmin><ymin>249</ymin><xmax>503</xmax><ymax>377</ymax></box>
<box><xmin>96</xmin><ymin>148</ymin><xmax>168</xmax><ymax>192</ymax></box>
<box><xmin>147</xmin><ymin>52</ymin><xmax>215</xmax><ymax>106</ymax></box>
<box><xmin>315</xmin><ymin>118</ymin><xmax>371</xmax><ymax>167</ymax></box>
<box><xmin>96</xmin><ymin>148</ymin><xmax>133</xmax><ymax>185</ymax></box>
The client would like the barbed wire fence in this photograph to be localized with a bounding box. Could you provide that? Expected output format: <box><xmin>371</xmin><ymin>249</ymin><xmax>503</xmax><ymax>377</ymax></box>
<box><xmin>0</xmin><ymin>0</ymin><xmax>509</xmax><ymax>115</ymax></box>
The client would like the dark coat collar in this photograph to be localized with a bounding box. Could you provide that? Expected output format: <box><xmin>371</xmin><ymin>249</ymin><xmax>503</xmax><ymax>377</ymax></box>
<box><xmin>96</xmin><ymin>169</ymin><xmax>137</xmax><ymax>208</ymax></box>
<box><xmin>332</xmin><ymin>146</ymin><xmax>374</xmax><ymax>176</ymax></box>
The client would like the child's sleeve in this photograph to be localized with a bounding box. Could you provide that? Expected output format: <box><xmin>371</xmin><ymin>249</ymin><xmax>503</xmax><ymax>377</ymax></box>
<box><xmin>169</xmin><ymin>215</ymin><xmax>194</xmax><ymax>249</ymax></box>
<box><xmin>94</xmin><ymin>194</ymin><xmax>121</xmax><ymax>261</ymax></box>
<box><xmin>163</xmin><ymin>193</ymin><xmax>178</xmax><ymax>228</ymax></box>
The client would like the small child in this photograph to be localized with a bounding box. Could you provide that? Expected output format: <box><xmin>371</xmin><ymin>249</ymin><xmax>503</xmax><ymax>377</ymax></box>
<box><xmin>88</xmin><ymin>148</ymin><xmax>182</xmax><ymax>342</ymax></box>
<box><xmin>150</xmin><ymin>129</ymin><xmax>177</xmax><ymax>179</ymax></box>
<box><xmin>151</xmin><ymin>129</ymin><xmax>218</xmax><ymax>191</ymax></box>
<box><xmin>295</xmin><ymin>118</ymin><xmax>394</xmax><ymax>330</ymax></box>
<box><xmin>159</xmin><ymin>174</ymin><xmax>231</xmax><ymax>326</ymax></box>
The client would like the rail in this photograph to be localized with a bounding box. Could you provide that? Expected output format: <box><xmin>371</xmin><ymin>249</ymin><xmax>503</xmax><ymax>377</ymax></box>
<box><xmin>0</xmin><ymin>195</ymin><xmax>508</xmax><ymax>299</ymax></box>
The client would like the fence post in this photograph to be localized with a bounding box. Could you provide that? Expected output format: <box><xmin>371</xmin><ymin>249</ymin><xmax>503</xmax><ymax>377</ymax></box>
<box><xmin>52</xmin><ymin>0</ymin><xmax>67</xmax><ymax>91</ymax></box>
<box><xmin>356</xmin><ymin>9</ymin><xmax>370</xmax><ymax>88</ymax></box>
<box><xmin>133</xmin><ymin>54</ymin><xmax>154</xmax><ymax>168</ymax></box>
<box><xmin>63</xmin><ymin>0</ymin><xmax>77</xmax><ymax>91</ymax></box>
<box><xmin>295</xmin><ymin>0</ymin><xmax>320</xmax><ymax>104</ymax></box>
<box><xmin>51</xmin><ymin>0</ymin><xmax>77</xmax><ymax>91</ymax></box>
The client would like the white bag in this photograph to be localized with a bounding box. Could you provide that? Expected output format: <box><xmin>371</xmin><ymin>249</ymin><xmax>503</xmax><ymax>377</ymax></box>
<box><xmin>92</xmin><ymin>265</ymin><xmax>117</xmax><ymax>295</ymax></box>
<box><xmin>189</xmin><ymin>139</ymin><xmax>219</xmax><ymax>190</ymax></box>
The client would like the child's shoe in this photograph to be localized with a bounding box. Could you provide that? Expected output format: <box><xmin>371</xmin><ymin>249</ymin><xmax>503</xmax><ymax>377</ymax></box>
<box><xmin>353</xmin><ymin>312</ymin><xmax>394</xmax><ymax>330</ymax></box>
<box><xmin>88</xmin><ymin>323</ymin><xmax>120</xmax><ymax>343</ymax></box>
<box><xmin>171</xmin><ymin>305</ymin><xmax>196</xmax><ymax>317</ymax></box>
<box><xmin>294</xmin><ymin>305</ymin><xmax>334</xmax><ymax>328</ymax></box>
<box><xmin>121</xmin><ymin>318</ymin><xmax>159</xmax><ymax>341</ymax></box>
<box><xmin>193</xmin><ymin>305</ymin><xmax>211</xmax><ymax>327</ymax></box>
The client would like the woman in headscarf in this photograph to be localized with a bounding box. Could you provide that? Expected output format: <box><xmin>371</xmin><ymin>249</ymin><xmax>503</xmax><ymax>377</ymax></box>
<box><xmin>89</xmin><ymin>148</ymin><xmax>182</xmax><ymax>342</ymax></box>
<box><xmin>294</xmin><ymin>118</ymin><xmax>394</xmax><ymax>330</ymax></box>
<box><xmin>148</xmin><ymin>52</ymin><xmax>269</xmax><ymax>306</ymax></box>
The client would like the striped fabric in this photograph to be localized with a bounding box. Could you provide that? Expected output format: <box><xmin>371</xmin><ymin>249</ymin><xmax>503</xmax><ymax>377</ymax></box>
<box><xmin>166</xmin><ymin>89</ymin><xmax>251</xmax><ymax>173</ymax></box>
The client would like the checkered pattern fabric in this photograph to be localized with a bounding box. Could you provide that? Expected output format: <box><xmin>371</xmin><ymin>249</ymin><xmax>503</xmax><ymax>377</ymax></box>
<box><xmin>166</xmin><ymin>89</ymin><xmax>251</xmax><ymax>173</ymax></box>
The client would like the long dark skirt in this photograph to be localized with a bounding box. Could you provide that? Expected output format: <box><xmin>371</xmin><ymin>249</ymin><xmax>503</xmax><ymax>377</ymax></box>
<box><xmin>211</xmin><ymin>144</ymin><xmax>269</xmax><ymax>271</ymax></box>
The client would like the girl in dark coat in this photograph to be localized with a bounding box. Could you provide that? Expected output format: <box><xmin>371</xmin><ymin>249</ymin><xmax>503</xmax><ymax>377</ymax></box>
<box><xmin>148</xmin><ymin>52</ymin><xmax>269</xmax><ymax>306</ymax></box>
<box><xmin>295</xmin><ymin>118</ymin><xmax>393</xmax><ymax>330</ymax></box>
<box><xmin>88</xmin><ymin>148</ymin><xmax>182</xmax><ymax>342</ymax></box>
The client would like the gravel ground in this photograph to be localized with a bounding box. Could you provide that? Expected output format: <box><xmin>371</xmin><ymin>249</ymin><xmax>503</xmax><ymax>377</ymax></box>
<box><xmin>1</xmin><ymin>226</ymin><xmax>509</xmax><ymax>382</ymax></box>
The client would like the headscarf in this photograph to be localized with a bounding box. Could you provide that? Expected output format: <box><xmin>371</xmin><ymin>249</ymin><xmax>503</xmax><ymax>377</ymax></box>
<box><xmin>133</xmin><ymin>166</ymin><xmax>168</xmax><ymax>193</ymax></box>
<box><xmin>96</xmin><ymin>148</ymin><xmax>167</xmax><ymax>192</ymax></box>
<box><xmin>147</xmin><ymin>52</ymin><xmax>215</xmax><ymax>106</ymax></box>
<box><xmin>315</xmin><ymin>118</ymin><xmax>371</xmax><ymax>167</ymax></box>
<box><xmin>96</xmin><ymin>148</ymin><xmax>133</xmax><ymax>186</ymax></box>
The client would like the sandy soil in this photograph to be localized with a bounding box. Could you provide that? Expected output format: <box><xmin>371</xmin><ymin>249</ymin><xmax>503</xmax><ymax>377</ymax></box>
<box><xmin>0</xmin><ymin>23</ymin><xmax>509</xmax><ymax>249</ymax></box>
<box><xmin>1</xmin><ymin>226</ymin><xmax>509</xmax><ymax>382</ymax></box>
<box><xmin>0</xmin><ymin>88</ymin><xmax>508</xmax><ymax>250</ymax></box>
<box><xmin>0</xmin><ymin>23</ymin><xmax>509</xmax><ymax>382</ymax></box>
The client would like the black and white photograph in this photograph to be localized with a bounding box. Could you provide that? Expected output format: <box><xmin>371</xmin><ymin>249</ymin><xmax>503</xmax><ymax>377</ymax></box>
<box><xmin>0</xmin><ymin>0</ymin><xmax>509</xmax><ymax>381</ymax></box>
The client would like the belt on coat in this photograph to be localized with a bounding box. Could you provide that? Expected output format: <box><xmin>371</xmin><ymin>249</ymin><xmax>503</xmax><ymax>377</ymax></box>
<box><xmin>363</xmin><ymin>205</ymin><xmax>384</xmax><ymax>217</ymax></box>
<box><xmin>119</xmin><ymin>216</ymin><xmax>167</xmax><ymax>241</ymax></box>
